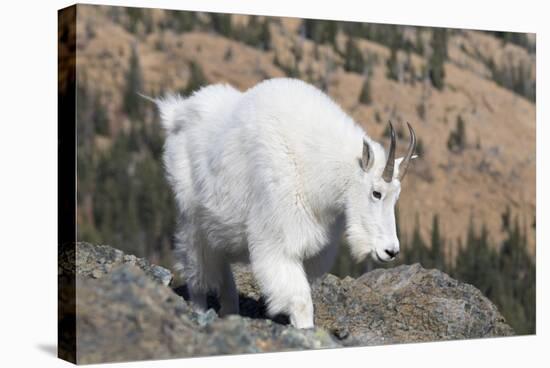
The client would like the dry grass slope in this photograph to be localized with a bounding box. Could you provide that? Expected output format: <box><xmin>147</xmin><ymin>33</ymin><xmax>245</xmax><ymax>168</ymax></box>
<box><xmin>75</xmin><ymin>5</ymin><xmax>535</xmax><ymax>256</ymax></box>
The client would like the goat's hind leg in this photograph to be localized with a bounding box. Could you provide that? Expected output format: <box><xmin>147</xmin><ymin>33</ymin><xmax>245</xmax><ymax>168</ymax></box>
<box><xmin>218</xmin><ymin>261</ymin><xmax>239</xmax><ymax>316</ymax></box>
<box><xmin>174</xmin><ymin>220</ymin><xmax>208</xmax><ymax>311</ymax></box>
<box><xmin>187</xmin><ymin>252</ymin><xmax>238</xmax><ymax>316</ymax></box>
<box><xmin>174</xmin><ymin>214</ymin><xmax>238</xmax><ymax>315</ymax></box>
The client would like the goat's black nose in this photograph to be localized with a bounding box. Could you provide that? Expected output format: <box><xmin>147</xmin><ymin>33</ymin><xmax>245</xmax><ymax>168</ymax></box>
<box><xmin>385</xmin><ymin>249</ymin><xmax>399</xmax><ymax>258</ymax></box>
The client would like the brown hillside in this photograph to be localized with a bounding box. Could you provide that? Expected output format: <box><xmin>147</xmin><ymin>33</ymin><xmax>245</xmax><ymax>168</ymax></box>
<box><xmin>75</xmin><ymin>5</ymin><xmax>535</xmax><ymax>255</ymax></box>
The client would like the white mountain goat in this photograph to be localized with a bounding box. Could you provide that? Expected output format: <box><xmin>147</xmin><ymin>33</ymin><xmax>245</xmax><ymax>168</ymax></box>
<box><xmin>153</xmin><ymin>78</ymin><xmax>417</xmax><ymax>328</ymax></box>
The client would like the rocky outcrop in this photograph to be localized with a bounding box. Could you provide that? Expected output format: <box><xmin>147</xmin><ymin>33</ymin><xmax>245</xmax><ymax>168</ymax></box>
<box><xmin>70</xmin><ymin>243</ymin><xmax>513</xmax><ymax>364</ymax></box>
<box><xmin>231</xmin><ymin>264</ymin><xmax>514</xmax><ymax>345</ymax></box>
<box><xmin>75</xmin><ymin>242</ymin><xmax>172</xmax><ymax>286</ymax></box>
<box><xmin>315</xmin><ymin>266</ymin><xmax>514</xmax><ymax>343</ymax></box>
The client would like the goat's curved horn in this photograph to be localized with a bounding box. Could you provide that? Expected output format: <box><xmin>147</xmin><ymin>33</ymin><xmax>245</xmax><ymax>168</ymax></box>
<box><xmin>397</xmin><ymin>122</ymin><xmax>417</xmax><ymax>181</ymax></box>
<box><xmin>382</xmin><ymin>122</ymin><xmax>396</xmax><ymax>183</ymax></box>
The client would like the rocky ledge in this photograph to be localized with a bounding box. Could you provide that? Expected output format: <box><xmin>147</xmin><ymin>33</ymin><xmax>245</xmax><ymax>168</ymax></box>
<box><xmin>64</xmin><ymin>242</ymin><xmax>513</xmax><ymax>364</ymax></box>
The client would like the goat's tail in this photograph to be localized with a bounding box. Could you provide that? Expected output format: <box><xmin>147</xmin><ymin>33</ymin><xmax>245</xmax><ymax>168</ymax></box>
<box><xmin>138</xmin><ymin>92</ymin><xmax>186</xmax><ymax>134</ymax></box>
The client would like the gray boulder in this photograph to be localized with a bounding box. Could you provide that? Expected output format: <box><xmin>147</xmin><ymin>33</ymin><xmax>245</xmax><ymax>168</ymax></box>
<box><xmin>73</xmin><ymin>243</ymin><xmax>338</xmax><ymax>364</ymax></box>
<box><xmin>312</xmin><ymin>264</ymin><xmax>514</xmax><ymax>344</ymax></box>
<box><xmin>232</xmin><ymin>264</ymin><xmax>513</xmax><ymax>345</ymax></box>
<box><xmin>69</xmin><ymin>243</ymin><xmax>513</xmax><ymax>364</ymax></box>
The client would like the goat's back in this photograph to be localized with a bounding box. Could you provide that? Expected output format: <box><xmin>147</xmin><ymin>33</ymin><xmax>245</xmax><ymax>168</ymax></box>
<box><xmin>160</xmin><ymin>78</ymin><xmax>364</xmax><ymax>253</ymax></box>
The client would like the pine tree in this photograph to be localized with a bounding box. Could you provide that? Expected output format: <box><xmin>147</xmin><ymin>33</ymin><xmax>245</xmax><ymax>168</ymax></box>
<box><xmin>123</xmin><ymin>45</ymin><xmax>144</xmax><ymax>120</ymax></box>
<box><xmin>428</xmin><ymin>28</ymin><xmax>447</xmax><ymax>90</ymax></box>
<box><xmin>165</xmin><ymin>10</ymin><xmax>196</xmax><ymax>33</ymax></box>
<box><xmin>501</xmin><ymin>205</ymin><xmax>511</xmax><ymax>232</ymax></box>
<box><xmin>210</xmin><ymin>13</ymin><xmax>232</xmax><ymax>36</ymax></box>
<box><xmin>475</xmin><ymin>224</ymin><xmax>494</xmax><ymax>296</ymax></box>
<box><xmin>386</xmin><ymin>47</ymin><xmax>399</xmax><ymax>81</ymax></box>
<box><xmin>330</xmin><ymin>240</ymin><xmax>365</xmax><ymax>278</ymax></box>
<box><xmin>92</xmin><ymin>95</ymin><xmax>109</xmax><ymax>136</ymax></box>
<box><xmin>405</xmin><ymin>215</ymin><xmax>430</xmax><ymax>266</ymax></box>
<box><xmin>453</xmin><ymin>216</ymin><xmax>476</xmax><ymax>282</ymax></box>
<box><xmin>358</xmin><ymin>77</ymin><xmax>372</xmax><ymax>105</ymax></box>
<box><xmin>303</xmin><ymin>19</ymin><xmax>338</xmax><ymax>45</ymax></box>
<box><xmin>447</xmin><ymin>209</ymin><xmax>536</xmax><ymax>335</ymax></box>
<box><xmin>344</xmin><ymin>37</ymin><xmax>365</xmax><ymax>73</ymax></box>
<box><xmin>126</xmin><ymin>8</ymin><xmax>143</xmax><ymax>34</ymax></box>
<box><xmin>182</xmin><ymin>61</ymin><xmax>207</xmax><ymax>95</ymax></box>
<box><xmin>415</xmin><ymin>28</ymin><xmax>424</xmax><ymax>55</ymax></box>
<box><xmin>447</xmin><ymin>114</ymin><xmax>466</xmax><ymax>152</ymax></box>
<box><xmin>258</xmin><ymin>19</ymin><xmax>271</xmax><ymax>50</ymax></box>
<box><xmin>430</xmin><ymin>214</ymin><xmax>445</xmax><ymax>270</ymax></box>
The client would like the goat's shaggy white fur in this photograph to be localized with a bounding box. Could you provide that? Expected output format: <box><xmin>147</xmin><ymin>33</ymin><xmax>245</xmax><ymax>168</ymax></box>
<box><xmin>157</xmin><ymin>78</ymin><xmax>409</xmax><ymax>328</ymax></box>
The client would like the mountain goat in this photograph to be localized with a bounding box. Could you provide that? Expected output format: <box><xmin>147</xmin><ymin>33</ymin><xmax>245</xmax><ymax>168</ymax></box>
<box><xmin>154</xmin><ymin>78</ymin><xmax>416</xmax><ymax>328</ymax></box>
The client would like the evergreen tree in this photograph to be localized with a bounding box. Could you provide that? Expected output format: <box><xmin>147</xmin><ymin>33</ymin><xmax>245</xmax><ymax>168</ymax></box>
<box><xmin>415</xmin><ymin>28</ymin><xmax>424</xmax><ymax>55</ymax></box>
<box><xmin>501</xmin><ymin>205</ymin><xmax>511</xmax><ymax>232</ymax></box>
<box><xmin>454</xmin><ymin>216</ymin><xmax>479</xmax><ymax>284</ymax></box>
<box><xmin>123</xmin><ymin>46</ymin><xmax>144</xmax><ymax>120</ymax></box>
<box><xmin>164</xmin><ymin>10</ymin><xmax>196</xmax><ymax>33</ymax></box>
<box><xmin>403</xmin><ymin>51</ymin><xmax>416</xmax><ymax>85</ymax></box>
<box><xmin>386</xmin><ymin>47</ymin><xmax>399</xmax><ymax>81</ymax></box>
<box><xmin>430</xmin><ymin>214</ymin><xmax>445</xmax><ymax>270</ymax></box>
<box><xmin>303</xmin><ymin>19</ymin><xmax>338</xmax><ymax>45</ymax></box>
<box><xmin>274</xmin><ymin>54</ymin><xmax>300</xmax><ymax>78</ymax></box>
<box><xmin>126</xmin><ymin>8</ymin><xmax>144</xmax><ymax>34</ymax></box>
<box><xmin>428</xmin><ymin>28</ymin><xmax>447</xmax><ymax>90</ymax></box>
<box><xmin>331</xmin><ymin>240</ymin><xmax>366</xmax><ymax>278</ymax></box>
<box><xmin>358</xmin><ymin>77</ymin><xmax>372</xmax><ymax>105</ymax></box>
<box><xmin>182</xmin><ymin>61</ymin><xmax>207</xmax><ymax>95</ymax></box>
<box><xmin>257</xmin><ymin>19</ymin><xmax>272</xmax><ymax>51</ymax></box>
<box><xmin>447</xmin><ymin>114</ymin><xmax>466</xmax><ymax>152</ymax></box>
<box><xmin>491</xmin><ymin>31</ymin><xmax>535</xmax><ymax>53</ymax></box>
<box><xmin>210</xmin><ymin>13</ymin><xmax>232</xmax><ymax>36</ymax></box>
<box><xmin>92</xmin><ymin>95</ymin><xmax>109</xmax><ymax>136</ymax></box>
<box><xmin>230</xmin><ymin>16</ymin><xmax>271</xmax><ymax>50</ymax></box>
<box><xmin>448</xmin><ymin>211</ymin><xmax>535</xmax><ymax>335</ymax></box>
<box><xmin>474</xmin><ymin>224</ymin><xmax>494</xmax><ymax>296</ymax></box>
<box><xmin>344</xmin><ymin>37</ymin><xmax>365</xmax><ymax>73</ymax></box>
<box><xmin>404</xmin><ymin>215</ymin><xmax>430</xmax><ymax>266</ymax></box>
<box><xmin>489</xmin><ymin>58</ymin><xmax>535</xmax><ymax>102</ymax></box>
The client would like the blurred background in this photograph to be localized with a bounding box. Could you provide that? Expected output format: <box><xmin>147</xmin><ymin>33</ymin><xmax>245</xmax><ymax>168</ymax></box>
<box><xmin>71</xmin><ymin>5</ymin><xmax>535</xmax><ymax>334</ymax></box>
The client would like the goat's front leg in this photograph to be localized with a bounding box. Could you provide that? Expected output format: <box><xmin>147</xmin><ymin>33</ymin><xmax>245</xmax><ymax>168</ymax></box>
<box><xmin>250</xmin><ymin>250</ymin><xmax>314</xmax><ymax>329</ymax></box>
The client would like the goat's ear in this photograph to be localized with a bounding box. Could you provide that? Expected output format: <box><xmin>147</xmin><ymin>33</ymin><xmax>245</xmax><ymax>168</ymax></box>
<box><xmin>361</xmin><ymin>136</ymin><xmax>375</xmax><ymax>172</ymax></box>
<box><xmin>395</xmin><ymin>155</ymin><xmax>418</xmax><ymax>165</ymax></box>
<box><xmin>150</xmin><ymin>93</ymin><xmax>185</xmax><ymax>133</ymax></box>
<box><xmin>394</xmin><ymin>155</ymin><xmax>418</xmax><ymax>176</ymax></box>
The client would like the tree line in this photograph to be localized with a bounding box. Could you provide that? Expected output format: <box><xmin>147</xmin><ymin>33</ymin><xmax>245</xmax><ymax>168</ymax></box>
<box><xmin>331</xmin><ymin>208</ymin><xmax>535</xmax><ymax>335</ymax></box>
<box><xmin>108</xmin><ymin>7</ymin><xmax>534</xmax><ymax>101</ymax></box>
<box><xmin>76</xmin><ymin>47</ymin><xmax>175</xmax><ymax>267</ymax></box>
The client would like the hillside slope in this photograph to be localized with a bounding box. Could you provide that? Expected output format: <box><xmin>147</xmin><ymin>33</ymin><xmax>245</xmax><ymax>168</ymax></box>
<box><xmin>74</xmin><ymin>5</ymin><xmax>536</xmax><ymax>257</ymax></box>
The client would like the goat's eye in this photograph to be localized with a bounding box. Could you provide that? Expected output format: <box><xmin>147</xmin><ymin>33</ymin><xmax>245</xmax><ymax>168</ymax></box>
<box><xmin>373</xmin><ymin>191</ymin><xmax>382</xmax><ymax>200</ymax></box>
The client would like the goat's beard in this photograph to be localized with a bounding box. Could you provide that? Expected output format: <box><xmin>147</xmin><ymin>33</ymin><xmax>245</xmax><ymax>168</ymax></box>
<box><xmin>345</xmin><ymin>225</ymin><xmax>376</xmax><ymax>263</ymax></box>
